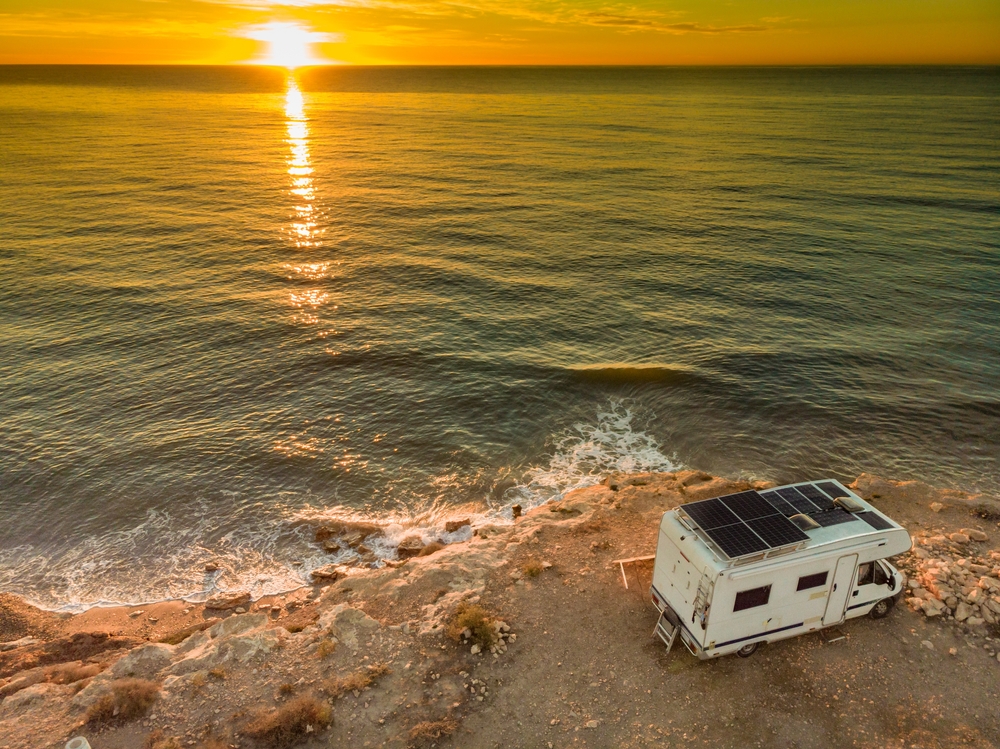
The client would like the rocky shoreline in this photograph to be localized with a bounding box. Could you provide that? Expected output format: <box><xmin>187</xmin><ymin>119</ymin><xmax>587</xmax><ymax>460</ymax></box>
<box><xmin>2</xmin><ymin>470</ymin><xmax>999</xmax><ymax>749</ymax></box>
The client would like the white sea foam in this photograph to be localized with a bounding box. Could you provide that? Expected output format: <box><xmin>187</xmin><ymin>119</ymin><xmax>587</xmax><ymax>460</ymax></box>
<box><xmin>498</xmin><ymin>403</ymin><xmax>681</xmax><ymax>515</ymax></box>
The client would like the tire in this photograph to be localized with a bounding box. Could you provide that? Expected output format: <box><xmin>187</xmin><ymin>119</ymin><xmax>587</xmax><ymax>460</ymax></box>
<box><xmin>869</xmin><ymin>598</ymin><xmax>894</xmax><ymax>619</ymax></box>
<box><xmin>736</xmin><ymin>642</ymin><xmax>759</xmax><ymax>658</ymax></box>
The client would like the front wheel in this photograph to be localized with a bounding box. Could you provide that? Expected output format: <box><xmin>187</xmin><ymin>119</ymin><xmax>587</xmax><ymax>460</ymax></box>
<box><xmin>736</xmin><ymin>642</ymin><xmax>759</xmax><ymax>658</ymax></box>
<box><xmin>869</xmin><ymin>598</ymin><xmax>894</xmax><ymax>619</ymax></box>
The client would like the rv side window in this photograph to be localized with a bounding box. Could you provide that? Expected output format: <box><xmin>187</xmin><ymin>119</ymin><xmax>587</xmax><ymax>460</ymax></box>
<box><xmin>733</xmin><ymin>585</ymin><xmax>771</xmax><ymax>612</ymax></box>
<box><xmin>874</xmin><ymin>562</ymin><xmax>889</xmax><ymax>586</ymax></box>
<box><xmin>796</xmin><ymin>571</ymin><xmax>829</xmax><ymax>591</ymax></box>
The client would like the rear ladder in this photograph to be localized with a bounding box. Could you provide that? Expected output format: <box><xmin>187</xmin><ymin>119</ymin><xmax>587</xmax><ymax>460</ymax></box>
<box><xmin>653</xmin><ymin>606</ymin><xmax>681</xmax><ymax>652</ymax></box>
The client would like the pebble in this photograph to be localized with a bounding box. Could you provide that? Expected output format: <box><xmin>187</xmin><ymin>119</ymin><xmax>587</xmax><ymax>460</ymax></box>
<box><xmin>921</xmin><ymin>640</ymin><xmax>934</xmax><ymax>650</ymax></box>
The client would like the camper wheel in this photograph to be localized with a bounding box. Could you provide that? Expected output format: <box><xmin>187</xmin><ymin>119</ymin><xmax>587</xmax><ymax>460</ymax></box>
<box><xmin>869</xmin><ymin>598</ymin><xmax>894</xmax><ymax>619</ymax></box>
<box><xmin>736</xmin><ymin>642</ymin><xmax>759</xmax><ymax>658</ymax></box>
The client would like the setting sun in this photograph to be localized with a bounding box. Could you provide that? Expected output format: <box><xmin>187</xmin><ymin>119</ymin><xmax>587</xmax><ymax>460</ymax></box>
<box><xmin>247</xmin><ymin>22</ymin><xmax>327</xmax><ymax>68</ymax></box>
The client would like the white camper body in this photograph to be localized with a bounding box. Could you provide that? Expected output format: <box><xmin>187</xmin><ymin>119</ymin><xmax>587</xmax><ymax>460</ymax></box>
<box><xmin>650</xmin><ymin>479</ymin><xmax>911</xmax><ymax>659</ymax></box>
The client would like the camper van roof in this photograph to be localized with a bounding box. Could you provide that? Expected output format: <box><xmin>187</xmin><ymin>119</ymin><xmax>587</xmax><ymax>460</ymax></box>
<box><xmin>674</xmin><ymin>479</ymin><xmax>901</xmax><ymax>565</ymax></box>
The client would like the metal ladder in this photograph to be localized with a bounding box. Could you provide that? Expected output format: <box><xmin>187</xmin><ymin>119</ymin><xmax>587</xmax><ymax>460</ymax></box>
<box><xmin>653</xmin><ymin>607</ymin><xmax>680</xmax><ymax>652</ymax></box>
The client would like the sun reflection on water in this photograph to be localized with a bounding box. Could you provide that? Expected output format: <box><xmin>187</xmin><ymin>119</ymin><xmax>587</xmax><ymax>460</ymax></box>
<box><xmin>281</xmin><ymin>77</ymin><xmax>337</xmax><ymax>337</ymax></box>
<box><xmin>284</xmin><ymin>81</ymin><xmax>323</xmax><ymax>250</ymax></box>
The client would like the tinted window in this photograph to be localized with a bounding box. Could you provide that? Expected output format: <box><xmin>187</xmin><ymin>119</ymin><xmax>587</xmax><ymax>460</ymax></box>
<box><xmin>796</xmin><ymin>571</ymin><xmax>829</xmax><ymax>591</ymax></box>
<box><xmin>734</xmin><ymin>585</ymin><xmax>771</xmax><ymax>612</ymax></box>
<box><xmin>874</xmin><ymin>563</ymin><xmax>889</xmax><ymax>586</ymax></box>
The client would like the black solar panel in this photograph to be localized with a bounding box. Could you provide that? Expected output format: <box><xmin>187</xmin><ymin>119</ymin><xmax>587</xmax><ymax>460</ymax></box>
<box><xmin>796</xmin><ymin>484</ymin><xmax>836</xmax><ymax>511</ymax></box>
<box><xmin>816</xmin><ymin>481</ymin><xmax>849</xmax><ymax>500</ymax></box>
<box><xmin>682</xmin><ymin>498</ymin><xmax>740</xmax><ymax>530</ymax></box>
<box><xmin>720</xmin><ymin>491</ymin><xmax>779</xmax><ymax>521</ymax></box>
<box><xmin>680</xmin><ymin>490</ymin><xmax>812</xmax><ymax>559</ymax></box>
<box><xmin>811</xmin><ymin>510</ymin><xmax>858</xmax><ymax>527</ymax></box>
<box><xmin>708</xmin><ymin>522</ymin><xmax>770</xmax><ymax>558</ymax></box>
<box><xmin>856</xmin><ymin>511</ymin><xmax>893</xmax><ymax>530</ymax></box>
<box><xmin>760</xmin><ymin>491</ymin><xmax>798</xmax><ymax>516</ymax></box>
<box><xmin>746</xmin><ymin>515</ymin><xmax>810</xmax><ymax>547</ymax></box>
<box><xmin>776</xmin><ymin>487</ymin><xmax>820</xmax><ymax>515</ymax></box>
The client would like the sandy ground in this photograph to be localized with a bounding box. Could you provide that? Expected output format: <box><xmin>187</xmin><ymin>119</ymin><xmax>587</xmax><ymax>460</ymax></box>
<box><xmin>1</xmin><ymin>471</ymin><xmax>998</xmax><ymax>749</ymax></box>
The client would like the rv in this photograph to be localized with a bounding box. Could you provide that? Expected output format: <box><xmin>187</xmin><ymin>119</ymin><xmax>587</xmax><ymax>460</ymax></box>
<box><xmin>650</xmin><ymin>478</ymin><xmax>910</xmax><ymax>659</ymax></box>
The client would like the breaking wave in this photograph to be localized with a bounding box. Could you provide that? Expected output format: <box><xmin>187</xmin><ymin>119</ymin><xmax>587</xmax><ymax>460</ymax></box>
<box><xmin>2</xmin><ymin>403</ymin><xmax>679</xmax><ymax>612</ymax></box>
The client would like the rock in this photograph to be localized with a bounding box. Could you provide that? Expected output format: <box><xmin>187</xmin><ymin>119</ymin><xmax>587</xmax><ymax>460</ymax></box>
<box><xmin>111</xmin><ymin>643</ymin><xmax>176</xmax><ymax>679</ymax></box>
<box><xmin>930</xmin><ymin>502</ymin><xmax>944</xmax><ymax>513</ymax></box>
<box><xmin>209</xmin><ymin>614</ymin><xmax>268</xmax><ymax>639</ymax></box>
<box><xmin>311</xmin><ymin>564</ymin><xmax>345</xmax><ymax>583</ymax></box>
<box><xmin>470</xmin><ymin>644</ymin><xmax>481</xmax><ymax>655</ymax></box>
<box><xmin>233</xmin><ymin>607</ymin><xmax>246</xmax><ymax>614</ymax></box>
<box><xmin>2</xmin><ymin>681</ymin><xmax>73</xmax><ymax>709</ymax></box>
<box><xmin>204</xmin><ymin>562</ymin><xmax>219</xmax><ymax>572</ymax></box>
<box><xmin>985</xmin><ymin>599</ymin><xmax>1000</xmax><ymax>615</ymax></box>
<box><xmin>979</xmin><ymin>577</ymin><xmax>1000</xmax><ymax>593</ymax></box>
<box><xmin>949</xmin><ymin>533</ymin><xmax>971</xmax><ymax>544</ymax></box>
<box><xmin>204</xmin><ymin>591</ymin><xmax>251</xmax><ymax>611</ymax></box>
<box><xmin>970</xmin><ymin>563</ymin><xmax>990</xmax><ymax>575</ymax></box>
<box><xmin>0</xmin><ymin>636</ymin><xmax>41</xmax><ymax>652</ymax></box>
<box><xmin>948</xmin><ymin>647</ymin><xmax>957</xmax><ymax>655</ymax></box>
<box><xmin>585</xmin><ymin>720</ymin><xmax>599</xmax><ymax>729</ymax></box>
<box><xmin>966</xmin><ymin>616</ymin><xmax>985</xmax><ymax>627</ymax></box>
<box><xmin>962</xmin><ymin>528</ymin><xmax>988</xmax><ymax>542</ymax></box>
<box><xmin>922</xmin><ymin>599</ymin><xmax>946</xmax><ymax>617</ymax></box>
<box><xmin>445</xmin><ymin>518</ymin><xmax>471</xmax><ymax>533</ymax></box>
<box><xmin>920</xmin><ymin>640</ymin><xmax>934</xmax><ymax>650</ymax></box>
<box><xmin>397</xmin><ymin>536</ymin><xmax>426</xmax><ymax>558</ymax></box>
<box><xmin>955</xmin><ymin>602</ymin><xmax>973</xmax><ymax>621</ymax></box>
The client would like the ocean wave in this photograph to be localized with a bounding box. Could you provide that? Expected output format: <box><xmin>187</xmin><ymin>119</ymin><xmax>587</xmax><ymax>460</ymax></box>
<box><xmin>0</xmin><ymin>403</ymin><xmax>680</xmax><ymax>611</ymax></box>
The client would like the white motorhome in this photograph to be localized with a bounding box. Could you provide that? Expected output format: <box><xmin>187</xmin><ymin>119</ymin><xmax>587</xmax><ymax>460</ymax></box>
<box><xmin>650</xmin><ymin>479</ymin><xmax>910</xmax><ymax>659</ymax></box>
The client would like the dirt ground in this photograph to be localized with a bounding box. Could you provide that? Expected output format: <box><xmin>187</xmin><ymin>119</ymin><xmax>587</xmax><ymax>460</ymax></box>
<box><xmin>1</xmin><ymin>471</ymin><xmax>998</xmax><ymax>749</ymax></box>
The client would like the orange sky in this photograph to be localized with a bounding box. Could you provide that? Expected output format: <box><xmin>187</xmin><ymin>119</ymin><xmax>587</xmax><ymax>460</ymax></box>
<box><xmin>1</xmin><ymin>0</ymin><xmax>998</xmax><ymax>65</ymax></box>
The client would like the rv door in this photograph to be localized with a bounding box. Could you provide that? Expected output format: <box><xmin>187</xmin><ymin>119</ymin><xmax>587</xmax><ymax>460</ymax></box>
<box><xmin>823</xmin><ymin>554</ymin><xmax>858</xmax><ymax>626</ymax></box>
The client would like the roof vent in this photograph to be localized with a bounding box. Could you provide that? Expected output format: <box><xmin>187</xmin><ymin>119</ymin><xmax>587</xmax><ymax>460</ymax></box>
<box><xmin>789</xmin><ymin>513</ymin><xmax>821</xmax><ymax>531</ymax></box>
<box><xmin>833</xmin><ymin>496</ymin><xmax>864</xmax><ymax>513</ymax></box>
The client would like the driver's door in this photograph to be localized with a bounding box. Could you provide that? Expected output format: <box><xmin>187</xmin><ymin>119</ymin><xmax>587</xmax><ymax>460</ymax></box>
<box><xmin>848</xmin><ymin>560</ymin><xmax>891</xmax><ymax>617</ymax></box>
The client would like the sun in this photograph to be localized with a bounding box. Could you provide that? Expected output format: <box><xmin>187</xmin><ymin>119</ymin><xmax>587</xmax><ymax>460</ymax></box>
<box><xmin>248</xmin><ymin>22</ymin><xmax>326</xmax><ymax>68</ymax></box>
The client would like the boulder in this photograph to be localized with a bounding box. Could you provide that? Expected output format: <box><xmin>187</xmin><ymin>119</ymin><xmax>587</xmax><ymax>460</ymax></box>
<box><xmin>111</xmin><ymin>643</ymin><xmax>175</xmax><ymax>679</ymax></box>
<box><xmin>0</xmin><ymin>637</ymin><xmax>42</xmax><ymax>653</ymax></box>
<box><xmin>954</xmin><ymin>602</ymin><xmax>973</xmax><ymax>621</ymax></box>
<box><xmin>2</xmin><ymin>681</ymin><xmax>73</xmax><ymax>709</ymax></box>
<box><xmin>397</xmin><ymin>536</ymin><xmax>426</xmax><ymax>558</ymax></box>
<box><xmin>209</xmin><ymin>614</ymin><xmax>268</xmax><ymax>639</ymax></box>
<box><xmin>962</xmin><ymin>528</ymin><xmax>988</xmax><ymax>542</ymax></box>
<box><xmin>979</xmin><ymin>577</ymin><xmax>1000</xmax><ymax>593</ymax></box>
<box><xmin>930</xmin><ymin>502</ymin><xmax>944</xmax><ymax>513</ymax></box>
<box><xmin>949</xmin><ymin>533</ymin><xmax>970</xmax><ymax>544</ymax></box>
<box><xmin>921</xmin><ymin>599</ymin><xmax>946</xmax><ymax>617</ymax></box>
<box><xmin>204</xmin><ymin>591</ymin><xmax>251</xmax><ymax>611</ymax></box>
<box><xmin>445</xmin><ymin>518</ymin><xmax>471</xmax><ymax>533</ymax></box>
<box><xmin>311</xmin><ymin>564</ymin><xmax>345</xmax><ymax>583</ymax></box>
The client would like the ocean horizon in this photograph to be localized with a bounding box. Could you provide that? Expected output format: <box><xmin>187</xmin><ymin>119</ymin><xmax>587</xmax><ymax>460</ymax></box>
<box><xmin>1</xmin><ymin>64</ymin><xmax>997</xmax><ymax>610</ymax></box>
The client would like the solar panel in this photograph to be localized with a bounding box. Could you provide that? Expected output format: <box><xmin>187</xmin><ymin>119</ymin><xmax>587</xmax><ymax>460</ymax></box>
<box><xmin>679</xmin><ymin>490</ymin><xmax>811</xmax><ymax>560</ymax></box>
<box><xmin>811</xmin><ymin>510</ymin><xmax>858</xmax><ymax>527</ymax></box>
<box><xmin>682</xmin><ymin>498</ymin><xmax>740</xmax><ymax>530</ymax></box>
<box><xmin>856</xmin><ymin>511</ymin><xmax>893</xmax><ymax>530</ymax></box>
<box><xmin>708</xmin><ymin>522</ymin><xmax>770</xmax><ymax>558</ymax></box>
<box><xmin>720</xmin><ymin>491</ymin><xmax>779</xmax><ymax>521</ymax></box>
<box><xmin>760</xmin><ymin>491</ymin><xmax>798</xmax><ymax>516</ymax></box>
<box><xmin>816</xmin><ymin>481</ymin><xmax>849</xmax><ymax>500</ymax></box>
<box><xmin>776</xmin><ymin>487</ymin><xmax>820</xmax><ymax>515</ymax></box>
<box><xmin>796</xmin><ymin>484</ymin><xmax>836</xmax><ymax>511</ymax></box>
<box><xmin>746</xmin><ymin>514</ymin><xmax>810</xmax><ymax>547</ymax></box>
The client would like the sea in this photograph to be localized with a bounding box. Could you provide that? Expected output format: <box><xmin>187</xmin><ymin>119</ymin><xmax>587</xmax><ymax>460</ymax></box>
<box><xmin>1</xmin><ymin>65</ymin><xmax>997</xmax><ymax>610</ymax></box>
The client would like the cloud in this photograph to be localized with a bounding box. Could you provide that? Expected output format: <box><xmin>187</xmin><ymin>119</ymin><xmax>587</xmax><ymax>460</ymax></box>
<box><xmin>577</xmin><ymin>12</ymin><xmax>768</xmax><ymax>34</ymax></box>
